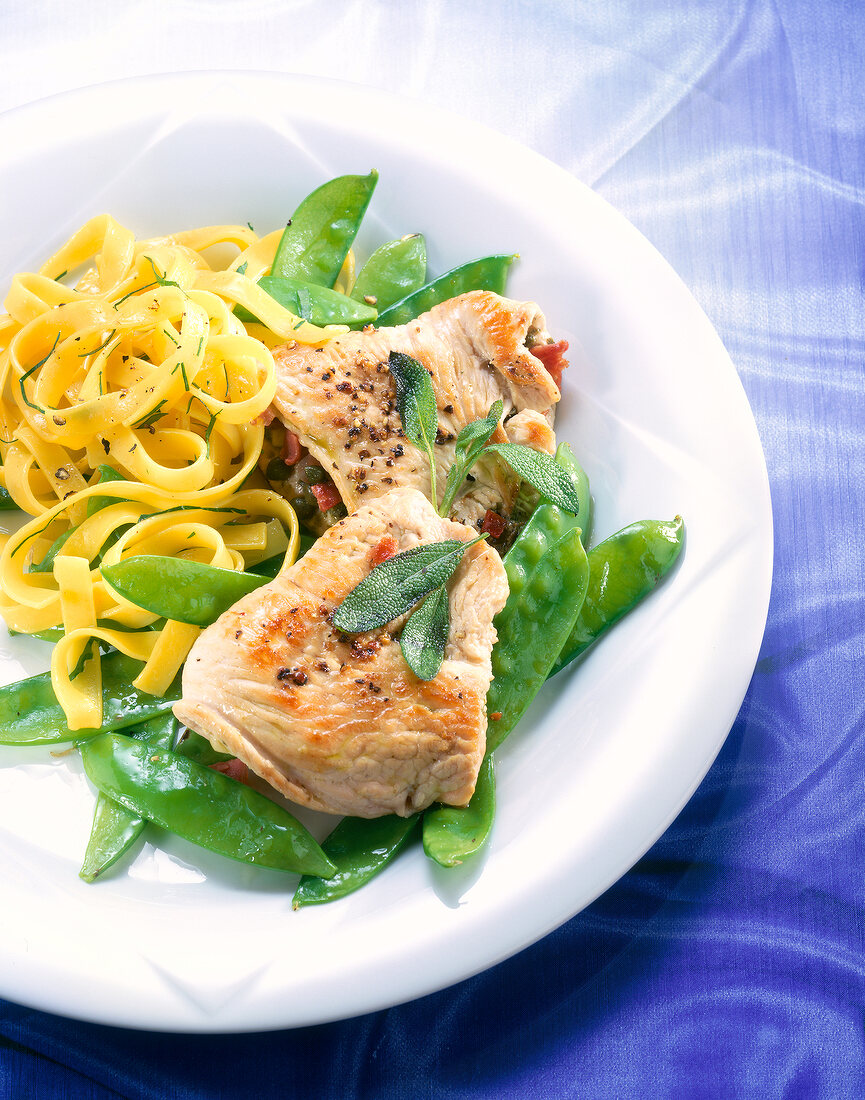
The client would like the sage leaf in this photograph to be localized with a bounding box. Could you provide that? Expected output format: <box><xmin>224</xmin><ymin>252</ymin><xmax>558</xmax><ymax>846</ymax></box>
<box><xmin>400</xmin><ymin>584</ymin><xmax>450</xmax><ymax>680</ymax></box>
<box><xmin>387</xmin><ymin>350</ymin><xmax>439</xmax><ymax>508</ymax></box>
<box><xmin>484</xmin><ymin>444</ymin><xmax>581</xmax><ymax>515</ymax></box>
<box><xmin>439</xmin><ymin>399</ymin><xmax>503</xmax><ymax>516</ymax></box>
<box><xmin>332</xmin><ymin>535</ymin><xmax>485</xmax><ymax>634</ymax></box>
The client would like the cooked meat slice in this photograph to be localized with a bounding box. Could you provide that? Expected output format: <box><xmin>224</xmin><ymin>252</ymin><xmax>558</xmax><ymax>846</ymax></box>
<box><xmin>270</xmin><ymin>291</ymin><xmax>563</xmax><ymax>527</ymax></box>
<box><xmin>174</xmin><ymin>487</ymin><xmax>509</xmax><ymax>818</ymax></box>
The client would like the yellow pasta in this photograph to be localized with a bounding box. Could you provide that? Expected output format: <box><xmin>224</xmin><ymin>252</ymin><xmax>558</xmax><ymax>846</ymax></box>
<box><xmin>0</xmin><ymin>215</ymin><xmax>322</xmax><ymax>729</ymax></box>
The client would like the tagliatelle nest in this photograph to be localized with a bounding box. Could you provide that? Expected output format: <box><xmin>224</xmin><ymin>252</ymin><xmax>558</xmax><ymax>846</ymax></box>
<box><xmin>0</xmin><ymin>215</ymin><xmax>349</xmax><ymax>729</ymax></box>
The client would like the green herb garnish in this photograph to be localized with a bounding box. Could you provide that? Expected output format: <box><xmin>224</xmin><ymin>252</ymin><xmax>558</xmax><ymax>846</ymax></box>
<box><xmin>331</xmin><ymin>535</ymin><xmax>485</xmax><ymax>635</ymax></box>
<box><xmin>387</xmin><ymin>351</ymin><xmax>439</xmax><ymax>508</ymax></box>
<box><xmin>400</xmin><ymin>584</ymin><xmax>450</xmax><ymax>680</ymax></box>
<box><xmin>483</xmin><ymin>444</ymin><xmax>580</xmax><ymax>514</ymax></box>
<box><xmin>439</xmin><ymin>399</ymin><xmax>503</xmax><ymax>516</ymax></box>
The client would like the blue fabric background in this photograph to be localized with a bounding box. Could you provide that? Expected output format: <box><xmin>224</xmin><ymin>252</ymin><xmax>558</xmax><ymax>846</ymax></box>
<box><xmin>1</xmin><ymin>1</ymin><xmax>863</xmax><ymax>1096</ymax></box>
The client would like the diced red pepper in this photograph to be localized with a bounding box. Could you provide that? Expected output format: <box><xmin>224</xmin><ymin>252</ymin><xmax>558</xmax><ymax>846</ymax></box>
<box><xmin>531</xmin><ymin>340</ymin><xmax>569</xmax><ymax>390</ymax></box>
<box><xmin>281</xmin><ymin>430</ymin><xmax>303</xmax><ymax>466</ymax></box>
<box><xmin>209</xmin><ymin>759</ymin><xmax>250</xmax><ymax>784</ymax></box>
<box><xmin>370</xmin><ymin>534</ymin><xmax>398</xmax><ymax>567</ymax></box>
<box><xmin>311</xmin><ymin>480</ymin><xmax>342</xmax><ymax>512</ymax></box>
<box><xmin>480</xmin><ymin>510</ymin><xmax>507</xmax><ymax>539</ymax></box>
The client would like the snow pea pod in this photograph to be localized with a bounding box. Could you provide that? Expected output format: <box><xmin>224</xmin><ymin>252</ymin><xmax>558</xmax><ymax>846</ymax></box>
<box><xmin>376</xmin><ymin>254</ymin><xmax>516</xmax><ymax>327</ymax></box>
<box><xmin>293</xmin><ymin>813</ymin><xmax>419</xmax><ymax>907</ymax></box>
<box><xmin>31</xmin><ymin>467</ymin><xmax>130</xmax><ymax>573</ymax></box>
<box><xmin>350</xmin><ymin>235</ymin><xmax>427</xmax><ymax>312</ymax></box>
<box><xmin>504</xmin><ymin>443</ymin><xmax>590</xmax><ymax>604</ymax></box>
<box><xmin>487</xmin><ymin>526</ymin><xmax>588</xmax><ymax>753</ymax></box>
<box><xmin>556</xmin><ymin>443</ymin><xmax>592</xmax><ymax>547</ymax></box>
<box><xmin>79</xmin><ymin>712</ymin><xmax>178</xmax><ymax>883</ymax></box>
<box><xmin>173</xmin><ymin>729</ymin><xmax>233</xmax><ymax>766</ymax></box>
<box><xmin>80</xmin><ymin>733</ymin><xmax>336</xmax><ymax>878</ymax></box>
<box><xmin>549</xmin><ymin>516</ymin><xmax>685</xmax><ymax>677</ymax></box>
<box><xmin>424</xmin><ymin>526</ymin><xmax>589</xmax><ymax>866</ymax></box>
<box><xmin>86</xmin><ymin>464</ymin><xmax>127</xmax><ymax>517</ymax></box>
<box><xmin>237</xmin><ymin>275</ymin><xmax>377</xmax><ymax>328</ymax></box>
<box><xmin>101</xmin><ymin>556</ymin><xmax>267</xmax><ymax>626</ymax></box>
<box><xmin>422</xmin><ymin>755</ymin><xmax>494</xmax><ymax>868</ymax></box>
<box><xmin>272</xmin><ymin>171</ymin><xmax>378</xmax><ymax>288</ymax></box>
<box><xmin>0</xmin><ymin>651</ymin><xmax>181</xmax><ymax>746</ymax></box>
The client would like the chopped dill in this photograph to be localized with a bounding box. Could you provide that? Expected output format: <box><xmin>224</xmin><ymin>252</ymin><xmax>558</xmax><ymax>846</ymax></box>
<box><xmin>77</xmin><ymin>330</ymin><xmax>116</xmax><ymax>357</ymax></box>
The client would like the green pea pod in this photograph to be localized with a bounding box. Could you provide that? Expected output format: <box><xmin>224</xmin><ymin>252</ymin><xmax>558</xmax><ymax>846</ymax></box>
<box><xmin>80</xmin><ymin>733</ymin><xmax>336</xmax><ymax>878</ymax></box>
<box><xmin>555</xmin><ymin>443</ymin><xmax>592</xmax><ymax>547</ymax></box>
<box><xmin>0</xmin><ymin>485</ymin><xmax>19</xmax><ymax>511</ymax></box>
<box><xmin>424</xmin><ymin>526</ymin><xmax>589</xmax><ymax>867</ymax></box>
<box><xmin>272</xmin><ymin>171</ymin><xmax>378</xmax><ymax>287</ymax></box>
<box><xmin>350</xmin><ymin>235</ymin><xmax>427</xmax><ymax>312</ymax></box>
<box><xmin>422</xmin><ymin>755</ymin><xmax>494</xmax><ymax>868</ymax></box>
<box><xmin>236</xmin><ymin>275</ymin><xmax>377</xmax><ymax>329</ymax></box>
<box><xmin>174</xmin><ymin>729</ymin><xmax>233</xmax><ymax>766</ymax></box>
<box><xmin>549</xmin><ymin>516</ymin><xmax>685</xmax><ymax>677</ymax></box>
<box><xmin>487</xmin><ymin>527</ymin><xmax>589</xmax><ymax>753</ymax></box>
<box><xmin>101</xmin><ymin>556</ymin><xmax>267</xmax><ymax>626</ymax></box>
<box><xmin>376</xmin><ymin>254</ymin><xmax>517</xmax><ymax>327</ymax></box>
<box><xmin>87</xmin><ymin>464</ymin><xmax>127</xmax><ymax>517</ymax></box>
<box><xmin>293</xmin><ymin>813</ymin><xmax>419</xmax><ymax>907</ymax></box>
<box><xmin>504</xmin><ymin>443</ymin><xmax>589</xmax><ymax>600</ymax></box>
<box><xmin>0</xmin><ymin>651</ymin><xmax>181</xmax><ymax>746</ymax></box>
<box><xmin>79</xmin><ymin>796</ymin><xmax>147</xmax><ymax>884</ymax></box>
<box><xmin>79</xmin><ymin>712</ymin><xmax>179</xmax><ymax>883</ymax></box>
<box><xmin>30</xmin><ymin>467</ymin><xmax>131</xmax><ymax>573</ymax></box>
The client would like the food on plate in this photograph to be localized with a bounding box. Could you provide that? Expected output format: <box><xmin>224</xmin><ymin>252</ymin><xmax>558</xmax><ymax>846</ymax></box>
<box><xmin>0</xmin><ymin>170</ymin><xmax>685</xmax><ymax>900</ymax></box>
<box><xmin>265</xmin><ymin>290</ymin><xmax>562</xmax><ymax>532</ymax></box>
<box><xmin>175</xmin><ymin>486</ymin><xmax>508</xmax><ymax>817</ymax></box>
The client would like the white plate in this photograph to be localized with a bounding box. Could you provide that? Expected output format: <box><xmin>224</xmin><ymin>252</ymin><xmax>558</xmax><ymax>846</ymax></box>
<box><xmin>0</xmin><ymin>72</ymin><xmax>772</xmax><ymax>1032</ymax></box>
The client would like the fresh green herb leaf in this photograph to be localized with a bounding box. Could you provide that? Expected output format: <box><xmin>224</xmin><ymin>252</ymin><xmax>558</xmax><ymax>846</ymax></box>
<box><xmin>400</xmin><ymin>584</ymin><xmax>450</xmax><ymax>680</ymax></box>
<box><xmin>204</xmin><ymin>412</ymin><xmax>219</xmax><ymax>446</ymax></box>
<box><xmin>332</xmin><ymin>535</ymin><xmax>485</xmax><ymax>634</ymax></box>
<box><xmin>113</xmin><ymin>280</ymin><xmax>157</xmax><ymax>310</ymax></box>
<box><xmin>387</xmin><ymin>351</ymin><xmax>439</xmax><ymax>508</ymax></box>
<box><xmin>484</xmin><ymin>444</ymin><xmax>581</xmax><ymax>515</ymax></box>
<box><xmin>144</xmin><ymin>256</ymin><xmax>181</xmax><ymax>290</ymax></box>
<box><xmin>132</xmin><ymin>399</ymin><xmax>167</xmax><ymax>430</ymax></box>
<box><xmin>439</xmin><ymin>399</ymin><xmax>503</xmax><ymax>516</ymax></box>
<box><xmin>18</xmin><ymin>332</ymin><xmax>60</xmax><ymax>413</ymax></box>
<box><xmin>295</xmin><ymin>285</ymin><xmax>313</xmax><ymax>319</ymax></box>
<box><xmin>236</xmin><ymin>261</ymin><xmax>248</xmax><ymax>276</ymax></box>
<box><xmin>77</xmin><ymin>330</ymin><xmax>116</xmax><ymax>358</ymax></box>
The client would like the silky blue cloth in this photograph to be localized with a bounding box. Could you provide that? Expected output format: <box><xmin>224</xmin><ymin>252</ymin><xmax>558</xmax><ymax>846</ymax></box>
<box><xmin>1</xmin><ymin>1</ymin><xmax>863</xmax><ymax>1097</ymax></box>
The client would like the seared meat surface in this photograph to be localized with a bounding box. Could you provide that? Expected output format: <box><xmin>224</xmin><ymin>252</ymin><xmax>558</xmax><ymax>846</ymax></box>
<box><xmin>271</xmin><ymin>291</ymin><xmax>563</xmax><ymax>527</ymax></box>
<box><xmin>174</xmin><ymin>487</ymin><xmax>509</xmax><ymax>818</ymax></box>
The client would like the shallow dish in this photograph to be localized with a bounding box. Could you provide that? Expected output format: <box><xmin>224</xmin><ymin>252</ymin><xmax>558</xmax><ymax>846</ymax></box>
<box><xmin>0</xmin><ymin>72</ymin><xmax>772</xmax><ymax>1032</ymax></box>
